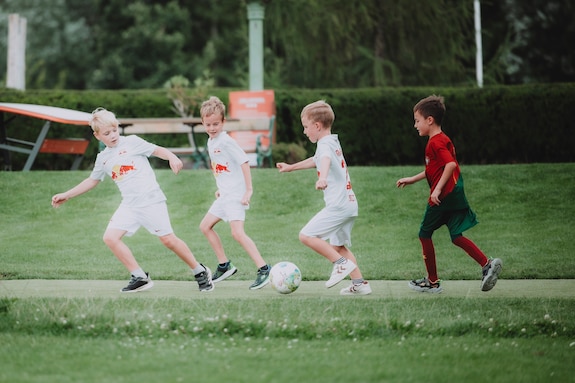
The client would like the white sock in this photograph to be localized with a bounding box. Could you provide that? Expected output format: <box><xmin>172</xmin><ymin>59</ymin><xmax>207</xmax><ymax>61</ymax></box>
<box><xmin>131</xmin><ymin>268</ymin><xmax>147</xmax><ymax>278</ymax></box>
<box><xmin>192</xmin><ymin>264</ymin><xmax>206</xmax><ymax>275</ymax></box>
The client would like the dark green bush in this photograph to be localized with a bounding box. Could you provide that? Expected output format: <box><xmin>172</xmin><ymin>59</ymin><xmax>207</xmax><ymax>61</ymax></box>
<box><xmin>1</xmin><ymin>83</ymin><xmax>573</xmax><ymax>170</ymax></box>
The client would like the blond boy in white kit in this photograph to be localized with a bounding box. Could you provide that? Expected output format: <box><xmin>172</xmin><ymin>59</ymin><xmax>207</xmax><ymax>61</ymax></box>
<box><xmin>276</xmin><ymin>100</ymin><xmax>371</xmax><ymax>295</ymax></box>
<box><xmin>51</xmin><ymin>107</ymin><xmax>213</xmax><ymax>293</ymax></box>
<box><xmin>198</xmin><ymin>96</ymin><xmax>271</xmax><ymax>290</ymax></box>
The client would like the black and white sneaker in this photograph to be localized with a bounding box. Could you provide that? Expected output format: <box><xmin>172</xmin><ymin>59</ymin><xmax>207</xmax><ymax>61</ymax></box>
<box><xmin>249</xmin><ymin>265</ymin><xmax>271</xmax><ymax>290</ymax></box>
<box><xmin>195</xmin><ymin>264</ymin><xmax>214</xmax><ymax>292</ymax></box>
<box><xmin>408</xmin><ymin>277</ymin><xmax>443</xmax><ymax>293</ymax></box>
<box><xmin>212</xmin><ymin>262</ymin><xmax>238</xmax><ymax>283</ymax></box>
<box><xmin>121</xmin><ymin>273</ymin><xmax>154</xmax><ymax>293</ymax></box>
<box><xmin>481</xmin><ymin>258</ymin><xmax>502</xmax><ymax>292</ymax></box>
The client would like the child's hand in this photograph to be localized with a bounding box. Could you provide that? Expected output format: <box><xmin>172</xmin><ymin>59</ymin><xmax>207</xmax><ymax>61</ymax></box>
<box><xmin>276</xmin><ymin>162</ymin><xmax>291</xmax><ymax>172</ymax></box>
<box><xmin>169</xmin><ymin>156</ymin><xmax>183</xmax><ymax>174</ymax></box>
<box><xmin>430</xmin><ymin>188</ymin><xmax>442</xmax><ymax>205</ymax></box>
<box><xmin>315</xmin><ymin>178</ymin><xmax>327</xmax><ymax>190</ymax></box>
<box><xmin>241</xmin><ymin>189</ymin><xmax>253</xmax><ymax>206</ymax></box>
<box><xmin>51</xmin><ymin>193</ymin><xmax>68</xmax><ymax>208</ymax></box>
<box><xmin>396</xmin><ymin>177</ymin><xmax>412</xmax><ymax>188</ymax></box>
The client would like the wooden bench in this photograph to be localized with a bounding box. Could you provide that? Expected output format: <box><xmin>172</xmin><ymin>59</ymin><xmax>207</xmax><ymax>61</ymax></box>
<box><xmin>121</xmin><ymin>121</ymin><xmax>208</xmax><ymax>168</ymax></box>
<box><xmin>3</xmin><ymin>135</ymin><xmax>91</xmax><ymax>171</ymax></box>
<box><xmin>121</xmin><ymin>115</ymin><xmax>276</xmax><ymax>168</ymax></box>
<box><xmin>39</xmin><ymin>138</ymin><xmax>90</xmax><ymax>170</ymax></box>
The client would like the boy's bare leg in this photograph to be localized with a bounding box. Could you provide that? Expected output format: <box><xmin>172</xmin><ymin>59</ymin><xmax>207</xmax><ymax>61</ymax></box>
<box><xmin>102</xmin><ymin>228</ymin><xmax>141</xmax><ymax>272</ymax></box>
<box><xmin>159</xmin><ymin>233</ymin><xmax>200</xmax><ymax>269</ymax></box>
<box><xmin>199</xmin><ymin>213</ymin><xmax>228</xmax><ymax>264</ymax></box>
<box><xmin>299</xmin><ymin>234</ymin><xmax>341</xmax><ymax>262</ymax></box>
<box><xmin>230</xmin><ymin>220</ymin><xmax>267</xmax><ymax>268</ymax></box>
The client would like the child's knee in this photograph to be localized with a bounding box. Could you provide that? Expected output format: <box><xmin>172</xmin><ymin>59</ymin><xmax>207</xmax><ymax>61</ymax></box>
<box><xmin>102</xmin><ymin>232</ymin><xmax>118</xmax><ymax>246</ymax></box>
<box><xmin>450</xmin><ymin>233</ymin><xmax>462</xmax><ymax>243</ymax></box>
<box><xmin>199</xmin><ymin>221</ymin><xmax>212</xmax><ymax>235</ymax></box>
<box><xmin>159</xmin><ymin>233</ymin><xmax>178</xmax><ymax>248</ymax></box>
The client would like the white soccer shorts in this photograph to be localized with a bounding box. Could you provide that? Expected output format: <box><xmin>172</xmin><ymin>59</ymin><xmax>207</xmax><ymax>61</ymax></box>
<box><xmin>107</xmin><ymin>201</ymin><xmax>174</xmax><ymax>237</ymax></box>
<box><xmin>300</xmin><ymin>207</ymin><xmax>356</xmax><ymax>247</ymax></box>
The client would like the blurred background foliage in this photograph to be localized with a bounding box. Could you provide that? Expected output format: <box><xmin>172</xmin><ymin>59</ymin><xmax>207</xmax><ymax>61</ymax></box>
<box><xmin>0</xmin><ymin>0</ymin><xmax>573</xmax><ymax>90</ymax></box>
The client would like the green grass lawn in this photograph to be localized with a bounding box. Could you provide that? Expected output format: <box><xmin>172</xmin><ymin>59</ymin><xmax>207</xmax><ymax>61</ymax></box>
<box><xmin>1</xmin><ymin>164</ymin><xmax>574</xmax><ymax>281</ymax></box>
<box><xmin>1</xmin><ymin>164</ymin><xmax>574</xmax><ymax>382</ymax></box>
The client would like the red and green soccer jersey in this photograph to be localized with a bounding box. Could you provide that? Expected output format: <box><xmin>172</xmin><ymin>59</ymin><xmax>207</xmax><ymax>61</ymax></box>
<box><xmin>424</xmin><ymin>132</ymin><xmax>463</xmax><ymax>207</ymax></box>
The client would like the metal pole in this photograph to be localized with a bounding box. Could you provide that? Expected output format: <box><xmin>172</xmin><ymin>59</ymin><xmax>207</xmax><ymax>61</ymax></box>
<box><xmin>247</xmin><ymin>2</ymin><xmax>265</xmax><ymax>91</ymax></box>
<box><xmin>7</xmin><ymin>14</ymin><xmax>27</xmax><ymax>90</ymax></box>
<box><xmin>474</xmin><ymin>0</ymin><xmax>484</xmax><ymax>88</ymax></box>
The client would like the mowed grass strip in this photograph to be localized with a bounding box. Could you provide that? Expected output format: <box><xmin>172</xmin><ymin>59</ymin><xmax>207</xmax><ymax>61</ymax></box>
<box><xmin>0</xmin><ymin>296</ymin><xmax>574</xmax><ymax>383</ymax></box>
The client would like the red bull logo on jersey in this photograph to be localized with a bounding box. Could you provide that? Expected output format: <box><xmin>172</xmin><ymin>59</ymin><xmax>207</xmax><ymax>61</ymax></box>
<box><xmin>111</xmin><ymin>163</ymin><xmax>136</xmax><ymax>180</ymax></box>
<box><xmin>213</xmin><ymin>162</ymin><xmax>230</xmax><ymax>175</ymax></box>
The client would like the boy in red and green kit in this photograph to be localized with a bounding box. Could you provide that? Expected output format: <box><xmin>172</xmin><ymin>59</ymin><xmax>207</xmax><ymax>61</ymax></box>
<box><xmin>396</xmin><ymin>95</ymin><xmax>502</xmax><ymax>293</ymax></box>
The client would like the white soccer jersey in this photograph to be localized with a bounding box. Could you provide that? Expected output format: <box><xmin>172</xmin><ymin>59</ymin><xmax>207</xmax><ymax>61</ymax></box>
<box><xmin>90</xmin><ymin>135</ymin><xmax>166</xmax><ymax>207</ymax></box>
<box><xmin>314</xmin><ymin>134</ymin><xmax>357</xmax><ymax>214</ymax></box>
<box><xmin>207</xmin><ymin>131</ymin><xmax>250</xmax><ymax>199</ymax></box>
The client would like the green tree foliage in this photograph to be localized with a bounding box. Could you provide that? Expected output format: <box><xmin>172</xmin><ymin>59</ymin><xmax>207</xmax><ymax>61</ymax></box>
<box><xmin>264</xmin><ymin>0</ymin><xmax>476</xmax><ymax>87</ymax></box>
<box><xmin>500</xmin><ymin>0</ymin><xmax>574</xmax><ymax>83</ymax></box>
<box><xmin>0</xmin><ymin>0</ymin><xmax>573</xmax><ymax>89</ymax></box>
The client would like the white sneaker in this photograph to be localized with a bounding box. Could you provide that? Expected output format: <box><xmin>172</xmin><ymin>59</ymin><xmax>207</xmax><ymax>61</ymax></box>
<box><xmin>325</xmin><ymin>259</ymin><xmax>357</xmax><ymax>288</ymax></box>
<box><xmin>481</xmin><ymin>258</ymin><xmax>502</xmax><ymax>292</ymax></box>
<box><xmin>340</xmin><ymin>281</ymin><xmax>372</xmax><ymax>296</ymax></box>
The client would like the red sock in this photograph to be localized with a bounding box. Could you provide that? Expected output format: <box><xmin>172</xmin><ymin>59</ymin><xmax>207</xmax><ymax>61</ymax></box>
<box><xmin>452</xmin><ymin>236</ymin><xmax>488</xmax><ymax>267</ymax></box>
<box><xmin>419</xmin><ymin>237</ymin><xmax>438</xmax><ymax>283</ymax></box>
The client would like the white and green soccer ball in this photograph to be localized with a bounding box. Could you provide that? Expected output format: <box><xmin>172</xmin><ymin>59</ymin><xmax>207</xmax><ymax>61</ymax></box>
<box><xmin>270</xmin><ymin>261</ymin><xmax>302</xmax><ymax>294</ymax></box>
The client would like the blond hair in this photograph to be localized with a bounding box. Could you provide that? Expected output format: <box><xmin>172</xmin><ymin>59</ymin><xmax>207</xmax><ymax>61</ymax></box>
<box><xmin>301</xmin><ymin>100</ymin><xmax>335</xmax><ymax>128</ymax></box>
<box><xmin>200</xmin><ymin>96</ymin><xmax>226</xmax><ymax>120</ymax></box>
<box><xmin>89</xmin><ymin>107</ymin><xmax>119</xmax><ymax>133</ymax></box>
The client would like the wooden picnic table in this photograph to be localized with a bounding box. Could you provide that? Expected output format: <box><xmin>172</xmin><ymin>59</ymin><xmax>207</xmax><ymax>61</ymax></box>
<box><xmin>0</xmin><ymin>103</ymin><xmax>93</xmax><ymax>171</ymax></box>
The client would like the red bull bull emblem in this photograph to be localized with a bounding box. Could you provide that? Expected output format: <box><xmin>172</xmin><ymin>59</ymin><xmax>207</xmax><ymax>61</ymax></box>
<box><xmin>112</xmin><ymin>163</ymin><xmax>136</xmax><ymax>180</ymax></box>
<box><xmin>213</xmin><ymin>163</ymin><xmax>230</xmax><ymax>174</ymax></box>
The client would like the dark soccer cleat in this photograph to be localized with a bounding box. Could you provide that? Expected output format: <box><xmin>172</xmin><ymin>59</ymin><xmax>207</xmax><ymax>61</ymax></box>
<box><xmin>408</xmin><ymin>277</ymin><xmax>443</xmax><ymax>293</ymax></box>
<box><xmin>121</xmin><ymin>273</ymin><xmax>154</xmax><ymax>293</ymax></box>
<box><xmin>212</xmin><ymin>262</ymin><xmax>238</xmax><ymax>283</ymax></box>
<box><xmin>249</xmin><ymin>265</ymin><xmax>271</xmax><ymax>290</ymax></box>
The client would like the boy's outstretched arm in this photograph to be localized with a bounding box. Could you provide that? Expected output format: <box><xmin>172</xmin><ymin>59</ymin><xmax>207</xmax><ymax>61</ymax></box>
<box><xmin>396</xmin><ymin>171</ymin><xmax>426</xmax><ymax>188</ymax></box>
<box><xmin>51</xmin><ymin>178</ymin><xmax>100</xmax><ymax>208</ymax></box>
<box><xmin>276</xmin><ymin>157</ymin><xmax>315</xmax><ymax>173</ymax></box>
<box><xmin>153</xmin><ymin>146</ymin><xmax>183</xmax><ymax>174</ymax></box>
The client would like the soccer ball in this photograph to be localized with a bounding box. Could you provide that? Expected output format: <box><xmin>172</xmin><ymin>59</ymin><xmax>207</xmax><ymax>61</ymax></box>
<box><xmin>270</xmin><ymin>261</ymin><xmax>302</xmax><ymax>294</ymax></box>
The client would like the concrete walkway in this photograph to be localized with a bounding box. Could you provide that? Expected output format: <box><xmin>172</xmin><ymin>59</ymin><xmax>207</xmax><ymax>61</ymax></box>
<box><xmin>1</xmin><ymin>279</ymin><xmax>573</xmax><ymax>299</ymax></box>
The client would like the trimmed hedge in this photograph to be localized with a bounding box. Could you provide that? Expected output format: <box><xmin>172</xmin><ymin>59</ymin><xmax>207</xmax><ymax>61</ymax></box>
<box><xmin>1</xmin><ymin>84</ymin><xmax>573</xmax><ymax>170</ymax></box>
